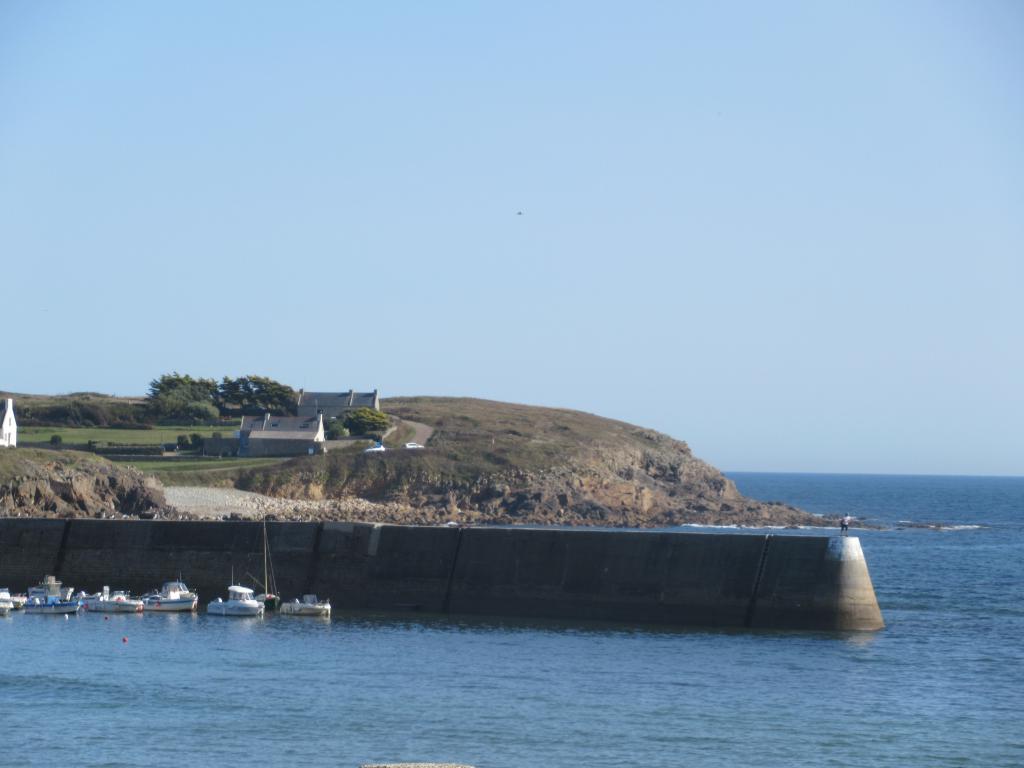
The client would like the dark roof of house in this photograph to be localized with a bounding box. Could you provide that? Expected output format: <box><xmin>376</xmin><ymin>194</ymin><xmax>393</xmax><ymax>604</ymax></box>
<box><xmin>240</xmin><ymin>414</ymin><xmax>322</xmax><ymax>434</ymax></box>
<box><xmin>247</xmin><ymin>431</ymin><xmax>321</xmax><ymax>441</ymax></box>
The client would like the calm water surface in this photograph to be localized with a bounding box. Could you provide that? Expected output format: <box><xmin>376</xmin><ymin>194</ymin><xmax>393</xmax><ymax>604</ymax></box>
<box><xmin>1</xmin><ymin>473</ymin><xmax>1021</xmax><ymax>767</ymax></box>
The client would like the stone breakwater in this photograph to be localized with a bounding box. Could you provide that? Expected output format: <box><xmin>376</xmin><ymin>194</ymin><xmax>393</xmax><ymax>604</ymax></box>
<box><xmin>0</xmin><ymin>518</ymin><xmax>884</xmax><ymax>631</ymax></box>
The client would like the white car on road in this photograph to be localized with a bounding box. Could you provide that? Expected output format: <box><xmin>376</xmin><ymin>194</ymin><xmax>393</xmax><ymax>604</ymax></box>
<box><xmin>405</xmin><ymin>442</ymin><xmax>424</xmax><ymax>450</ymax></box>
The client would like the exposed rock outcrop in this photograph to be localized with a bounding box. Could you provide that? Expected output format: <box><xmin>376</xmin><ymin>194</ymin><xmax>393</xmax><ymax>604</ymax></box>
<box><xmin>0</xmin><ymin>449</ymin><xmax>168</xmax><ymax>518</ymax></box>
<box><xmin>2</xmin><ymin>399</ymin><xmax>826</xmax><ymax>529</ymax></box>
<box><xmin>236</xmin><ymin>397</ymin><xmax>827</xmax><ymax>528</ymax></box>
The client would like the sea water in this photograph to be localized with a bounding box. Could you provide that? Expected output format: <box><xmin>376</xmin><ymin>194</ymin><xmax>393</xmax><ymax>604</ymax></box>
<box><xmin>0</xmin><ymin>473</ymin><xmax>1021</xmax><ymax>768</ymax></box>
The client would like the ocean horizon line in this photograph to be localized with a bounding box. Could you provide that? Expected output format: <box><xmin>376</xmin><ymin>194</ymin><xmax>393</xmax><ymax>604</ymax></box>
<box><xmin>725</xmin><ymin>469</ymin><xmax>1024</xmax><ymax>480</ymax></box>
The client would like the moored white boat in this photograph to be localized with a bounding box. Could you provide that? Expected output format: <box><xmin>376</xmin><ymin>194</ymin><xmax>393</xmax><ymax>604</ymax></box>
<box><xmin>279</xmin><ymin>594</ymin><xmax>331</xmax><ymax>617</ymax></box>
<box><xmin>28</xmin><ymin>575</ymin><xmax>73</xmax><ymax>602</ymax></box>
<box><xmin>24</xmin><ymin>598</ymin><xmax>81</xmax><ymax>615</ymax></box>
<box><xmin>0</xmin><ymin>588</ymin><xmax>14</xmax><ymax>616</ymax></box>
<box><xmin>143</xmin><ymin>581</ymin><xmax>199</xmax><ymax>612</ymax></box>
<box><xmin>25</xmin><ymin>576</ymin><xmax>81</xmax><ymax>615</ymax></box>
<box><xmin>207</xmin><ymin>586</ymin><xmax>264</xmax><ymax>617</ymax></box>
<box><xmin>80</xmin><ymin>586</ymin><xmax>144</xmax><ymax>613</ymax></box>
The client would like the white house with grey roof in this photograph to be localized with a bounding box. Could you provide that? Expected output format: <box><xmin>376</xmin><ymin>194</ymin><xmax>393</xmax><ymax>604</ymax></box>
<box><xmin>1</xmin><ymin>399</ymin><xmax>16</xmax><ymax>448</ymax></box>
<box><xmin>295</xmin><ymin>389</ymin><xmax>380</xmax><ymax>419</ymax></box>
<box><xmin>237</xmin><ymin>413</ymin><xmax>325</xmax><ymax>457</ymax></box>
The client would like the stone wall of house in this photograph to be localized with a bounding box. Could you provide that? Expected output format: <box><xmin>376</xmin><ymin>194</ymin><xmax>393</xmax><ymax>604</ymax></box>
<box><xmin>243</xmin><ymin>438</ymin><xmax>322</xmax><ymax>458</ymax></box>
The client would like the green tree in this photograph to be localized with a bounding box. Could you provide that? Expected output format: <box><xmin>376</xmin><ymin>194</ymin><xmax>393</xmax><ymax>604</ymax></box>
<box><xmin>217</xmin><ymin>375</ymin><xmax>296</xmax><ymax>416</ymax></box>
<box><xmin>147</xmin><ymin>372</ymin><xmax>218</xmax><ymax>402</ymax></box>
<box><xmin>146</xmin><ymin>373</ymin><xmax>220</xmax><ymax>422</ymax></box>
<box><xmin>184</xmin><ymin>400</ymin><xmax>220</xmax><ymax>422</ymax></box>
<box><xmin>325</xmin><ymin>421</ymin><xmax>349</xmax><ymax>440</ymax></box>
<box><xmin>344</xmin><ymin>408</ymin><xmax>389</xmax><ymax>436</ymax></box>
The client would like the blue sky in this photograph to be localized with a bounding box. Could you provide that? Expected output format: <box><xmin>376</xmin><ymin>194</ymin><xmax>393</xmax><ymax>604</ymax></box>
<box><xmin>1</xmin><ymin>2</ymin><xmax>1021</xmax><ymax>475</ymax></box>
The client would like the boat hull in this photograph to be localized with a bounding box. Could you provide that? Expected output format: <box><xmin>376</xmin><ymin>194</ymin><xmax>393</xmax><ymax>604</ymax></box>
<box><xmin>279</xmin><ymin>602</ymin><xmax>331</xmax><ymax>617</ymax></box>
<box><xmin>25</xmin><ymin>602</ymin><xmax>81</xmax><ymax>615</ymax></box>
<box><xmin>86</xmin><ymin>600</ymin><xmax>144</xmax><ymax>613</ymax></box>
<box><xmin>207</xmin><ymin>601</ymin><xmax>264</xmax><ymax>617</ymax></box>
<box><xmin>144</xmin><ymin>597</ymin><xmax>198</xmax><ymax>612</ymax></box>
<box><xmin>259</xmin><ymin>595</ymin><xmax>281</xmax><ymax>612</ymax></box>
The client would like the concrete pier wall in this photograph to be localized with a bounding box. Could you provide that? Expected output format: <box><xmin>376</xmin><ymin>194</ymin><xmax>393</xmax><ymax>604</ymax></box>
<box><xmin>0</xmin><ymin>519</ymin><xmax>883</xmax><ymax>631</ymax></box>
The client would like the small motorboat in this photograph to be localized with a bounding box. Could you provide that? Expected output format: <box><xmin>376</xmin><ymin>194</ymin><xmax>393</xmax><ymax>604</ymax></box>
<box><xmin>207</xmin><ymin>586</ymin><xmax>264</xmax><ymax>617</ymax></box>
<box><xmin>28</xmin><ymin>575</ymin><xmax>72</xmax><ymax>602</ymax></box>
<box><xmin>80</xmin><ymin>586</ymin><xmax>144</xmax><ymax>613</ymax></box>
<box><xmin>279</xmin><ymin>594</ymin><xmax>331</xmax><ymax>618</ymax></box>
<box><xmin>143</xmin><ymin>581</ymin><xmax>199</xmax><ymax>612</ymax></box>
<box><xmin>24</xmin><ymin>575</ymin><xmax>81</xmax><ymax>615</ymax></box>
<box><xmin>0</xmin><ymin>588</ymin><xmax>14</xmax><ymax>616</ymax></box>
<box><xmin>23</xmin><ymin>577</ymin><xmax>80</xmax><ymax>618</ymax></box>
<box><xmin>24</xmin><ymin>597</ymin><xmax>82</xmax><ymax>615</ymax></box>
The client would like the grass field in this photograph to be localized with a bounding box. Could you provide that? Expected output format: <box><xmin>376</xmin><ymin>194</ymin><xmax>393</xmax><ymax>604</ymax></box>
<box><xmin>18</xmin><ymin>425</ymin><xmax>238</xmax><ymax>446</ymax></box>
<box><xmin>0</xmin><ymin>447</ymin><xmax>110</xmax><ymax>480</ymax></box>
<box><xmin>114</xmin><ymin>457</ymin><xmax>288</xmax><ymax>486</ymax></box>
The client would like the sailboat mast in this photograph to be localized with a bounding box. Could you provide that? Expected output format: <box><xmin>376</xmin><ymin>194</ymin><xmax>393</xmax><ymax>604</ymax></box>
<box><xmin>263</xmin><ymin>518</ymin><xmax>269</xmax><ymax>593</ymax></box>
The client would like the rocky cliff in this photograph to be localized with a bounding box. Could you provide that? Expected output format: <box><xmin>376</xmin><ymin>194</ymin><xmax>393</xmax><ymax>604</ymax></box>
<box><xmin>236</xmin><ymin>397</ymin><xmax>828</xmax><ymax>528</ymax></box>
<box><xmin>0</xmin><ymin>449</ymin><xmax>168</xmax><ymax>518</ymax></box>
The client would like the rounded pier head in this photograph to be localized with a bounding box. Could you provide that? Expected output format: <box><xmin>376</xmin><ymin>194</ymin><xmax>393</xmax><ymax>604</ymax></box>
<box><xmin>827</xmin><ymin>536</ymin><xmax>885</xmax><ymax>631</ymax></box>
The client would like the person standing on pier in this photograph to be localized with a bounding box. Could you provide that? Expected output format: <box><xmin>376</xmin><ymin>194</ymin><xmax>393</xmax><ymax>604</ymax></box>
<box><xmin>840</xmin><ymin>515</ymin><xmax>852</xmax><ymax>536</ymax></box>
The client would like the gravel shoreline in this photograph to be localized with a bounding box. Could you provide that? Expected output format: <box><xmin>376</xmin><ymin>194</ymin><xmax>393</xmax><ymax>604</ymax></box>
<box><xmin>164</xmin><ymin>486</ymin><xmax>417</xmax><ymax>522</ymax></box>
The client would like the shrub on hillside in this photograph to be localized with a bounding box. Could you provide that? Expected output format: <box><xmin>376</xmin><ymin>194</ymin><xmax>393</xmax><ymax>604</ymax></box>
<box><xmin>344</xmin><ymin>408</ymin><xmax>389</xmax><ymax>436</ymax></box>
<box><xmin>326</xmin><ymin>421</ymin><xmax>349</xmax><ymax>440</ymax></box>
<box><xmin>17</xmin><ymin>399</ymin><xmax>148</xmax><ymax>427</ymax></box>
